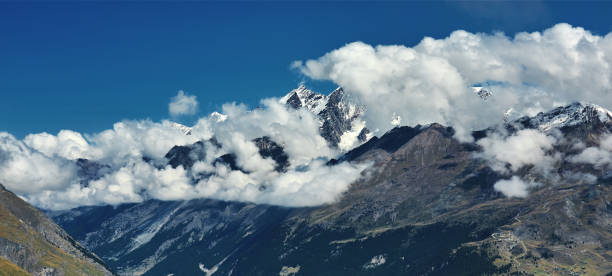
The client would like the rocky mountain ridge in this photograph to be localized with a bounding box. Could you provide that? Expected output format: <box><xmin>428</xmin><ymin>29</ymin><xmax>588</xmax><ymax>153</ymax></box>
<box><xmin>169</xmin><ymin>85</ymin><xmax>371</xmax><ymax>150</ymax></box>
<box><xmin>512</xmin><ymin>102</ymin><xmax>612</xmax><ymax>133</ymax></box>
<box><xmin>46</xmin><ymin>102</ymin><xmax>612</xmax><ymax>275</ymax></box>
<box><xmin>280</xmin><ymin>85</ymin><xmax>370</xmax><ymax>148</ymax></box>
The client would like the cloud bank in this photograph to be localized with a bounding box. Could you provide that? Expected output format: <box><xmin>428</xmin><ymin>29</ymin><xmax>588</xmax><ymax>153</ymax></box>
<box><xmin>294</xmin><ymin>23</ymin><xmax>612</xmax><ymax>140</ymax></box>
<box><xmin>0</xmin><ymin>97</ymin><xmax>366</xmax><ymax>210</ymax></box>
<box><xmin>3</xmin><ymin>23</ymin><xmax>612</xmax><ymax>208</ymax></box>
<box><xmin>570</xmin><ymin>133</ymin><xmax>612</xmax><ymax>168</ymax></box>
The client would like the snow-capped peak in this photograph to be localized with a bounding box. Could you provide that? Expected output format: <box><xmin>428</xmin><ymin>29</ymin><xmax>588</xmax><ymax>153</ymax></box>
<box><xmin>280</xmin><ymin>85</ymin><xmax>370</xmax><ymax>148</ymax></box>
<box><xmin>171</xmin><ymin>122</ymin><xmax>192</xmax><ymax>135</ymax></box>
<box><xmin>280</xmin><ymin>85</ymin><xmax>328</xmax><ymax>114</ymax></box>
<box><xmin>472</xmin><ymin>86</ymin><xmax>492</xmax><ymax>100</ymax></box>
<box><xmin>516</xmin><ymin>102</ymin><xmax>612</xmax><ymax>132</ymax></box>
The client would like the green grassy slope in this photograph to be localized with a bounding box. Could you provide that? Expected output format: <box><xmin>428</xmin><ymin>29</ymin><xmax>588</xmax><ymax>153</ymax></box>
<box><xmin>0</xmin><ymin>184</ymin><xmax>112</xmax><ymax>275</ymax></box>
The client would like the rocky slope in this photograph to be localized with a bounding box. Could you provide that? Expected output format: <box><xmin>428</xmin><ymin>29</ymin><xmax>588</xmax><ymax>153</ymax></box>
<box><xmin>47</xmin><ymin>102</ymin><xmax>612</xmax><ymax>275</ymax></box>
<box><xmin>0</xmin><ymin>183</ymin><xmax>114</xmax><ymax>276</ymax></box>
<box><xmin>0</xmin><ymin>256</ymin><xmax>30</xmax><ymax>276</ymax></box>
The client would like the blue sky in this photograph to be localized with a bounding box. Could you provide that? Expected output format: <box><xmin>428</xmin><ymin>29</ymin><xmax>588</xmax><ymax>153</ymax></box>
<box><xmin>2</xmin><ymin>1</ymin><xmax>612</xmax><ymax>138</ymax></box>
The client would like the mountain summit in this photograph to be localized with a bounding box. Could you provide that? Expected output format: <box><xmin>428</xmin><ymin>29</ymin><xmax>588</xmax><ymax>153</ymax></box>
<box><xmin>513</xmin><ymin>102</ymin><xmax>612</xmax><ymax>132</ymax></box>
<box><xmin>280</xmin><ymin>85</ymin><xmax>370</xmax><ymax>149</ymax></box>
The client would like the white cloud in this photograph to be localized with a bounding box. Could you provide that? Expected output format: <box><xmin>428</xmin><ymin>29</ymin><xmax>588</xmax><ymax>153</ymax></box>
<box><xmin>0</xmin><ymin>95</ymin><xmax>366</xmax><ymax>210</ymax></box>
<box><xmin>569</xmin><ymin>133</ymin><xmax>612</xmax><ymax>167</ymax></box>
<box><xmin>87</xmin><ymin>120</ymin><xmax>205</xmax><ymax>165</ymax></box>
<box><xmin>192</xmin><ymin>159</ymin><xmax>367</xmax><ymax>207</ymax></box>
<box><xmin>476</xmin><ymin>129</ymin><xmax>557</xmax><ymax>173</ymax></box>
<box><xmin>24</xmin><ymin>161</ymin><xmax>194</xmax><ymax>210</ymax></box>
<box><xmin>211</xmin><ymin>99</ymin><xmax>335</xmax><ymax>165</ymax></box>
<box><xmin>169</xmin><ymin>90</ymin><xmax>198</xmax><ymax>117</ymax></box>
<box><xmin>338</xmin><ymin>119</ymin><xmax>368</xmax><ymax>151</ymax></box>
<box><xmin>0</xmin><ymin>133</ymin><xmax>78</xmax><ymax>195</ymax></box>
<box><xmin>24</xmin><ymin>130</ymin><xmax>92</xmax><ymax>160</ymax></box>
<box><xmin>6</xmin><ymin>23</ymin><xmax>612</xmax><ymax>209</ymax></box>
<box><xmin>295</xmin><ymin>23</ymin><xmax>612</xmax><ymax>141</ymax></box>
<box><xmin>494</xmin><ymin>176</ymin><xmax>535</xmax><ymax>198</ymax></box>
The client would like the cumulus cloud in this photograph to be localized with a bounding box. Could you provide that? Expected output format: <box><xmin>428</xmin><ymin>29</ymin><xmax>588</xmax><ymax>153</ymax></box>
<box><xmin>476</xmin><ymin>129</ymin><xmax>557</xmax><ymax>173</ymax></box>
<box><xmin>295</xmin><ymin>23</ymin><xmax>612</xmax><ymax>140</ymax></box>
<box><xmin>169</xmin><ymin>90</ymin><xmax>198</xmax><ymax>117</ymax></box>
<box><xmin>21</xmin><ymin>160</ymin><xmax>197</xmax><ymax>210</ymax></box>
<box><xmin>494</xmin><ymin>176</ymin><xmax>537</xmax><ymax>198</ymax></box>
<box><xmin>475</xmin><ymin>129</ymin><xmax>561</xmax><ymax>198</ymax></box>
<box><xmin>0</xmin><ymin>95</ymin><xmax>366</xmax><ymax>210</ymax></box>
<box><xmin>6</xmin><ymin>23</ymin><xmax>612</xmax><ymax>209</ymax></box>
<box><xmin>211</xmin><ymin>99</ymin><xmax>334</xmax><ymax>165</ymax></box>
<box><xmin>24</xmin><ymin>130</ymin><xmax>92</xmax><ymax>160</ymax></box>
<box><xmin>22</xmin><ymin>120</ymin><xmax>204</xmax><ymax>166</ymax></box>
<box><xmin>0</xmin><ymin>133</ymin><xmax>78</xmax><ymax>195</ymax></box>
<box><xmin>192</xmin><ymin>159</ymin><xmax>367</xmax><ymax>207</ymax></box>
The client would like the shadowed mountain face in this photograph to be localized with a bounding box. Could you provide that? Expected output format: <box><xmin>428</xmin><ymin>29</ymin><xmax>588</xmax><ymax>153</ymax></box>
<box><xmin>0</xmin><ymin>184</ymin><xmax>114</xmax><ymax>276</ymax></box>
<box><xmin>46</xmin><ymin>103</ymin><xmax>612</xmax><ymax>275</ymax></box>
<box><xmin>165</xmin><ymin>141</ymin><xmax>207</xmax><ymax>169</ymax></box>
<box><xmin>164</xmin><ymin>136</ymin><xmax>290</xmax><ymax>173</ymax></box>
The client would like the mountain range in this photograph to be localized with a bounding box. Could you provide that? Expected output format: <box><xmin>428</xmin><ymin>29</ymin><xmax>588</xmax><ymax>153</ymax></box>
<box><xmin>2</xmin><ymin>86</ymin><xmax>612</xmax><ymax>275</ymax></box>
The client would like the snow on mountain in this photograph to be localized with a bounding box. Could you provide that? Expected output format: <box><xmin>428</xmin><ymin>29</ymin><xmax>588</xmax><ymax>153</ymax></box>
<box><xmin>472</xmin><ymin>86</ymin><xmax>492</xmax><ymax>100</ymax></box>
<box><xmin>170</xmin><ymin>122</ymin><xmax>192</xmax><ymax>135</ymax></box>
<box><xmin>50</xmin><ymin>102</ymin><xmax>612</xmax><ymax>275</ymax></box>
<box><xmin>170</xmin><ymin>86</ymin><xmax>370</xmax><ymax>150</ymax></box>
<box><xmin>208</xmin><ymin>111</ymin><xmax>228</xmax><ymax>123</ymax></box>
<box><xmin>513</xmin><ymin>102</ymin><xmax>612</xmax><ymax>132</ymax></box>
<box><xmin>280</xmin><ymin>85</ymin><xmax>329</xmax><ymax>115</ymax></box>
<box><xmin>280</xmin><ymin>85</ymin><xmax>369</xmax><ymax>148</ymax></box>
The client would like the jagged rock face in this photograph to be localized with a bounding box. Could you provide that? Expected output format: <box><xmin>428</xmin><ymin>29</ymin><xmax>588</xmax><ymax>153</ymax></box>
<box><xmin>319</xmin><ymin>88</ymin><xmax>360</xmax><ymax>147</ymax></box>
<box><xmin>284</xmin><ymin>91</ymin><xmax>305</xmax><ymax>109</ymax></box>
<box><xmin>172</xmin><ymin>85</ymin><xmax>371</xmax><ymax>149</ymax></box>
<box><xmin>474</xmin><ymin>102</ymin><xmax>612</xmax><ymax>146</ymax></box>
<box><xmin>76</xmin><ymin>158</ymin><xmax>111</xmax><ymax>186</ymax></box>
<box><xmin>280</xmin><ymin>85</ymin><xmax>329</xmax><ymax>113</ymax></box>
<box><xmin>164</xmin><ymin>136</ymin><xmax>290</xmax><ymax>173</ymax></box>
<box><xmin>511</xmin><ymin>102</ymin><xmax>612</xmax><ymax>133</ymax></box>
<box><xmin>357</xmin><ymin>127</ymin><xmax>370</xmax><ymax>142</ymax></box>
<box><xmin>281</xmin><ymin>86</ymin><xmax>369</xmax><ymax>147</ymax></box>
<box><xmin>253</xmin><ymin>136</ymin><xmax>290</xmax><ymax>172</ymax></box>
<box><xmin>51</xmin><ymin>103</ymin><xmax>612</xmax><ymax>275</ymax></box>
<box><xmin>165</xmin><ymin>141</ymin><xmax>207</xmax><ymax>169</ymax></box>
<box><xmin>472</xmin><ymin>87</ymin><xmax>492</xmax><ymax>100</ymax></box>
<box><xmin>0</xmin><ymin>184</ymin><xmax>114</xmax><ymax>276</ymax></box>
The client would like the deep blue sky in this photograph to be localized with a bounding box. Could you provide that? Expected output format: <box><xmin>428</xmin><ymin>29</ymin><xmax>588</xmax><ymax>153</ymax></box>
<box><xmin>2</xmin><ymin>1</ymin><xmax>612</xmax><ymax>138</ymax></box>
